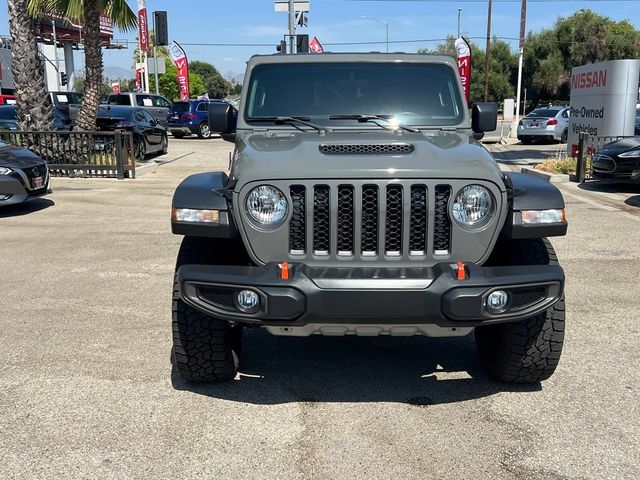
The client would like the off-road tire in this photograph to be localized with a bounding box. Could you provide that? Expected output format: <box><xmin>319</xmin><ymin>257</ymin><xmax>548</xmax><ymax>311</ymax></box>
<box><xmin>197</xmin><ymin>122</ymin><xmax>211</xmax><ymax>139</ymax></box>
<box><xmin>172</xmin><ymin>236</ymin><xmax>244</xmax><ymax>382</ymax></box>
<box><xmin>476</xmin><ymin>238</ymin><xmax>565</xmax><ymax>383</ymax></box>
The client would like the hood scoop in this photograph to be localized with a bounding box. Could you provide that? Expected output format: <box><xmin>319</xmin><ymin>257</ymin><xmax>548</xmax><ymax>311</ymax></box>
<box><xmin>319</xmin><ymin>143</ymin><xmax>415</xmax><ymax>155</ymax></box>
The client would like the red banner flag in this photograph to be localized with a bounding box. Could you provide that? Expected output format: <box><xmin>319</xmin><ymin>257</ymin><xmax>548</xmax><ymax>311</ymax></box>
<box><xmin>309</xmin><ymin>36</ymin><xmax>324</xmax><ymax>54</ymax></box>
<box><xmin>137</xmin><ymin>0</ymin><xmax>150</xmax><ymax>53</ymax></box>
<box><xmin>170</xmin><ymin>41</ymin><xmax>190</xmax><ymax>101</ymax></box>
<box><xmin>455</xmin><ymin>37</ymin><xmax>471</xmax><ymax>103</ymax></box>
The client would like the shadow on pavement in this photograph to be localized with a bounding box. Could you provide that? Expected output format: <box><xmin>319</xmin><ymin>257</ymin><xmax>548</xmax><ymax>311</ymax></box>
<box><xmin>578</xmin><ymin>181</ymin><xmax>640</xmax><ymax>195</ymax></box>
<box><xmin>0</xmin><ymin>198</ymin><xmax>54</xmax><ymax>217</ymax></box>
<box><xmin>171</xmin><ymin>329</ymin><xmax>541</xmax><ymax>405</ymax></box>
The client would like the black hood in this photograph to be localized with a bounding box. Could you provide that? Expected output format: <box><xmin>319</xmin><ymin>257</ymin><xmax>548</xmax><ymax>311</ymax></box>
<box><xmin>0</xmin><ymin>141</ymin><xmax>44</xmax><ymax>169</ymax></box>
<box><xmin>600</xmin><ymin>137</ymin><xmax>640</xmax><ymax>154</ymax></box>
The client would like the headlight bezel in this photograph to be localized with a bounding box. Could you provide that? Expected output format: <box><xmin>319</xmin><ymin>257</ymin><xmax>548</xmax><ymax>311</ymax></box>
<box><xmin>618</xmin><ymin>149</ymin><xmax>640</xmax><ymax>158</ymax></box>
<box><xmin>245</xmin><ymin>184</ymin><xmax>289</xmax><ymax>228</ymax></box>
<box><xmin>450</xmin><ymin>184</ymin><xmax>496</xmax><ymax>230</ymax></box>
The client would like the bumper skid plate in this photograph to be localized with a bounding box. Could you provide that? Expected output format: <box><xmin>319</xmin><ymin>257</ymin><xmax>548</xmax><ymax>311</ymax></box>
<box><xmin>177</xmin><ymin>261</ymin><xmax>564</xmax><ymax>328</ymax></box>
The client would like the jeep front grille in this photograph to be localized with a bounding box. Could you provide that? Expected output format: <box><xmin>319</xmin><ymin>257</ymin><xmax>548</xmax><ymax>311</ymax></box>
<box><xmin>286</xmin><ymin>181</ymin><xmax>452</xmax><ymax>259</ymax></box>
<box><xmin>240</xmin><ymin>179</ymin><xmax>502</xmax><ymax>267</ymax></box>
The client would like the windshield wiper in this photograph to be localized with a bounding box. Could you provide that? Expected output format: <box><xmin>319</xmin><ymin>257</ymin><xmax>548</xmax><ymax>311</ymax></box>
<box><xmin>329</xmin><ymin>114</ymin><xmax>420</xmax><ymax>133</ymax></box>
<box><xmin>247</xmin><ymin>116</ymin><xmax>328</xmax><ymax>133</ymax></box>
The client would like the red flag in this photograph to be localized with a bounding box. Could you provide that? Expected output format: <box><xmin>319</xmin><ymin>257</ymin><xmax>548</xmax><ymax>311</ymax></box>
<box><xmin>455</xmin><ymin>37</ymin><xmax>471</xmax><ymax>103</ymax></box>
<box><xmin>137</xmin><ymin>0</ymin><xmax>150</xmax><ymax>53</ymax></box>
<box><xmin>170</xmin><ymin>41</ymin><xmax>190</xmax><ymax>101</ymax></box>
<box><xmin>309</xmin><ymin>36</ymin><xmax>324</xmax><ymax>54</ymax></box>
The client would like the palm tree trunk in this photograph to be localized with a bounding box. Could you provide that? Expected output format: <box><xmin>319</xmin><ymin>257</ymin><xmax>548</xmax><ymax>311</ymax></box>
<box><xmin>7</xmin><ymin>0</ymin><xmax>54</xmax><ymax>131</ymax></box>
<box><xmin>75</xmin><ymin>0</ymin><xmax>102</xmax><ymax>131</ymax></box>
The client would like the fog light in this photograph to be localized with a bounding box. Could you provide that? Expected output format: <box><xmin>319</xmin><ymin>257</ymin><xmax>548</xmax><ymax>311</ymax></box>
<box><xmin>486</xmin><ymin>290</ymin><xmax>510</xmax><ymax>314</ymax></box>
<box><xmin>235</xmin><ymin>289</ymin><xmax>260</xmax><ymax>313</ymax></box>
<box><xmin>0</xmin><ymin>194</ymin><xmax>12</xmax><ymax>201</ymax></box>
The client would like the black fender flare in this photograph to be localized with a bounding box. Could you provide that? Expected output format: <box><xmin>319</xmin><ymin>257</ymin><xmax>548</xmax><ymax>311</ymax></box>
<box><xmin>500</xmin><ymin>172</ymin><xmax>568</xmax><ymax>239</ymax></box>
<box><xmin>171</xmin><ymin>172</ymin><xmax>238</xmax><ymax>238</ymax></box>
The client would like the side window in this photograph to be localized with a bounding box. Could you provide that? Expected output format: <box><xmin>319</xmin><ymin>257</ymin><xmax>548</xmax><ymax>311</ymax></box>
<box><xmin>133</xmin><ymin>110</ymin><xmax>146</xmax><ymax>123</ymax></box>
<box><xmin>141</xmin><ymin>110</ymin><xmax>156</xmax><ymax>124</ymax></box>
<box><xmin>137</xmin><ymin>95</ymin><xmax>153</xmax><ymax>107</ymax></box>
<box><xmin>196</xmin><ymin>102</ymin><xmax>208</xmax><ymax>112</ymax></box>
<box><xmin>153</xmin><ymin>96</ymin><xmax>171</xmax><ymax>108</ymax></box>
<box><xmin>562</xmin><ymin>109</ymin><xmax>569</xmax><ymax>118</ymax></box>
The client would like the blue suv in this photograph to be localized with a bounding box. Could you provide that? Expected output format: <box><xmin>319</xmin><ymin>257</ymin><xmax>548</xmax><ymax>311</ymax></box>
<box><xmin>167</xmin><ymin>99</ymin><xmax>234</xmax><ymax>139</ymax></box>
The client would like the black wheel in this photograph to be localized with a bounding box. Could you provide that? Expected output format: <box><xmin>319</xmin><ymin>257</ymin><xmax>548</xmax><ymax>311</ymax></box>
<box><xmin>197</xmin><ymin>122</ymin><xmax>211</xmax><ymax>139</ymax></box>
<box><xmin>134</xmin><ymin>140</ymin><xmax>146</xmax><ymax>161</ymax></box>
<box><xmin>172</xmin><ymin>132</ymin><xmax>185</xmax><ymax>139</ymax></box>
<box><xmin>560</xmin><ymin>129</ymin><xmax>568</xmax><ymax>143</ymax></box>
<box><xmin>172</xmin><ymin>237</ymin><xmax>244</xmax><ymax>383</ymax></box>
<box><xmin>160</xmin><ymin>134</ymin><xmax>168</xmax><ymax>155</ymax></box>
<box><xmin>476</xmin><ymin>238</ymin><xmax>566</xmax><ymax>383</ymax></box>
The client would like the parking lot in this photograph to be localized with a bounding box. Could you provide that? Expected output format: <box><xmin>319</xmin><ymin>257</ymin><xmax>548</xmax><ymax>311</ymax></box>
<box><xmin>1</xmin><ymin>137</ymin><xmax>639</xmax><ymax>479</ymax></box>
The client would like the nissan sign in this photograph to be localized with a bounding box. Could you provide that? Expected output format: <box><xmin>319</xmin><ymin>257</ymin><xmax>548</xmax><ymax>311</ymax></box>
<box><xmin>568</xmin><ymin>59</ymin><xmax>640</xmax><ymax>155</ymax></box>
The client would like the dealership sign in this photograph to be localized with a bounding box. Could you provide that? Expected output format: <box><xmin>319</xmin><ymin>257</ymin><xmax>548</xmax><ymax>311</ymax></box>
<box><xmin>568</xmin><ymin>59</ymin><xmax>640</xmax><ymax>155</ymax></box>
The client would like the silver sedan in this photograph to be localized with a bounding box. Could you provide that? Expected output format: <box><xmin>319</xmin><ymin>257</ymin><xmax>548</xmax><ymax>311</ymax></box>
<box><xmin>517</xmin><ymin>107</ymin><xmax>569</xmax><ymax>144</ymax></box>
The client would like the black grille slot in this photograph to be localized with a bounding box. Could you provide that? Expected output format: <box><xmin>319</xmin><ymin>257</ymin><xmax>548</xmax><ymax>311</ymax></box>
<box><xmin>198</xmin><ymin>287</ymin><xmax>236</xmax><ymax>311</ymax></box>
<box><xmin>409</xmin><ymin>185</ymin><xmax>427</xmax><ymax>254</ymax></box>
<box><xmin>337</xmin><ymin>185</ymin><xmax>355</xmax><ymax>254</ymax></box>
<box><xmin>289</xmin><ymin>185</ymin><xmax>306</xmax><ymax>254</ymax></box>
<box><xmin>510</xmin><ymin>287</ymin><xmax>547</xmax><ymax>310</ymax></box>
<box><xmin>434</xmin><ymin>186</ymin><xmax>451</xmax><ymax>254</ymax></box>
<box><xmin>385</xmin><ymin>185</ymin><xmax>403</xmax><ymax>255</ymax></box>
<box><xmin>320</xmin><ymin>144</ymin><xmax>414</xmax><ymax>155</ymax></box>
<box><xmin>313</xmin><ymin>185</ymin><xmax>330</xmax><ymax>254</ymax></box>
<box><xmin>361</xmin><ymin>185</ymin><xmax>379</xmax><ymax>255</ymax></box>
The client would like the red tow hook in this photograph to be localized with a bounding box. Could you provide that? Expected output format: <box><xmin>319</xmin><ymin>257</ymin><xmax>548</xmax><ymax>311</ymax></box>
<box><xmin>456</xmin><ymin>261</ymin><xmax>467</xmax><ymax>280</ymax></box>
<box><xmin>279</xmin><ymin>261</ymin><xmax>290</xmax><ymax>280</ymax></box>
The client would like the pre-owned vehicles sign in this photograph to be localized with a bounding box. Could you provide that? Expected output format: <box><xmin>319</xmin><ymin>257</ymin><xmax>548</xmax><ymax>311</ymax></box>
<box><xmin>568</xmin><ymin>59</ymin><xmax>640</xmax><ymax>155</ymax></box>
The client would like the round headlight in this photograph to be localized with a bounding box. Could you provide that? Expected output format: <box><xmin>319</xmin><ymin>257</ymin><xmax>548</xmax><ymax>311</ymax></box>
<box><xmin>452</xmin><ymin>185</ymin><xmax>494</xmax><ymax>227</ymax></box>
<box><xmin>246</xmin><ymin>185</ymin><xmax>288</xmax><ymax>225</ymax></box>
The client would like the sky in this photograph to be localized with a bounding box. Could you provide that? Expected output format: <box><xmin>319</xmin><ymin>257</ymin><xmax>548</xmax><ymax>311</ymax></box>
<box><xmin>0</xmin><ymin>0</ymin><xmax>638</xmax><ymax>80</ymax></box>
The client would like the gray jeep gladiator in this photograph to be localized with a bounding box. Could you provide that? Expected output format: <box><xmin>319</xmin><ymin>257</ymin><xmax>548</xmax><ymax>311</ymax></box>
<box><xmin>170</xmin><ymin>53</ymin><xmax>568</xmax><ymax>384</ymax></box>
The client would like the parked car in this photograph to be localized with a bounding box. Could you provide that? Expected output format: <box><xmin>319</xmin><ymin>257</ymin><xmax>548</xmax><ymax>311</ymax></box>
<box><xmin>635</xmin><ymin>107</ymin><xmax>640</xmax><ymax>136</ymax></box>
<box><xmin>166</xmin><ymin>99</ymin><xmax>236</xmax><ymax>139</ymax></box>
<box><xmin>0</xmin><ymin>94</ymin><xmax>16</xmax><ymax>105</ymax></box>
<box><xmin>0</xmin><ymin>104</ymin><xmax>73</xmax><ymax>131</ymax></box>
<box><xmin>517</xmin><ymin>106</ymin><xmax>569</xmax><ymax>144</ymax></box>
<box><xmin>49</xmin><ymin>91</ymin><xmax>83</xmax><ymax>122</ymax></box>
<box><xmin>97</xmin><ymin>105</ymin><xmax>168</xmax><ymax>161</ymax></box>
<box><xmin>592</xmin><ymin>136</ymin><xmax>640</xmax><ymax>181</ymax></box>
<box><xmin>104</xmin><ymin>93</ymin><xmax>172</xmax><ymax>126</ymax></box>
<box><xmin>0</xmin><ymin>140</ymin><xmax>51</xmax><ymax>206</ymax></box>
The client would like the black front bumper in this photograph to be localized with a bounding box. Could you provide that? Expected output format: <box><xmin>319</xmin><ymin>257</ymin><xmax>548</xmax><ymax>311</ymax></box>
<box><xmin>177</xmin><ymin>262</ymin><xmax>564</xmax><ymax>328</ymax></box>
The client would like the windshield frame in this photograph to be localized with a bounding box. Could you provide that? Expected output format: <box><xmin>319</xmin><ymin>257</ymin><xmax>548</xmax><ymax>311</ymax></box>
<box><xmin>238</xmin><ymin>54</ymin><xmax>469</xmax><ymax>131</ymax></box>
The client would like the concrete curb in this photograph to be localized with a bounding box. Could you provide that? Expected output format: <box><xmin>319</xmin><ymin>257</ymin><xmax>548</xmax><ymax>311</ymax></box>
<box><xmin>520</xmin><ymin>167</ymin><xmax>570</xmax><ymax>184</ymax></box>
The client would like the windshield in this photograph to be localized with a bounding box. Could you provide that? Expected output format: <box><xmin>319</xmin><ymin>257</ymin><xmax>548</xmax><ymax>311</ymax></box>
<box><xmin>528</xmin><ymin>109</ymin><xmax>561</xmax><ymax>118</ymax></box>
<box><xmin>244</xmin><ymin>62</ymin><xmax>465</xmax><ymax>127</ymax></box>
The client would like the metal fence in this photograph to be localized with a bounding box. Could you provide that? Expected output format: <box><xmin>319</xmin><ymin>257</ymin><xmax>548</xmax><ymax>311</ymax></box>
<box><xmin>574</xmin><ymin>132</ymin><xmax>633</xmax><ymax>183</ymax></box>
<box><xmin>0</xmin><ymin>130</ymin><xmax>135</xmax><ymax>179</ymax></box>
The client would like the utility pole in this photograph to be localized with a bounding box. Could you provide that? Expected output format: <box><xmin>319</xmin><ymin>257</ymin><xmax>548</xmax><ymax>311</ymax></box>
<box><xmin>152</xmin><ymin>14</ymin><xmax>159</xmax><ymax>95</ymax></box>
<box><xmin>457</xmin><ymin>8</ymin><xmax>462</xmax><ymax>38</ymax></box>
<box><xmin>513</xmin><ymin>0</ymin><xmax>527</xmax><ymax>136</ymax></box>
<box><xmin>288</xmin><ymin>0</ymin><xmax>295</xmax><ymax>54</ymax></box>
<box><xmin>483</xmin><ymin>0</ymin><xmax>492</xmax><ymax>102</ymax></box>
<box><xmin>51</xmin><ymin>19</ymin><xmax>60</xmax><ymax>90</ymax></box>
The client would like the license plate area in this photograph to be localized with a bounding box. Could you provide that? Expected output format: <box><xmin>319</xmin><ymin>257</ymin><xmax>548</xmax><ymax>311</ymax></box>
<box><xmin>32</xmin><ymin>176</ymin><xmax>44</xmax><ymax>189</ymax></box>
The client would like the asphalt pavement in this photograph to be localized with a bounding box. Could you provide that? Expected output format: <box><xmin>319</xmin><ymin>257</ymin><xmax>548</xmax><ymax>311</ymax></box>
<box><xmin>1</xmin><ymin>136</ymin><xmax>638</xmax><ymax>479</ymax></box>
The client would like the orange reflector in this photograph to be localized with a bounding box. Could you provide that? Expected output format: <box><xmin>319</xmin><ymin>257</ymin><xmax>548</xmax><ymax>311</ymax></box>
<box><xmin>280</xmin><ymin>261</ymin><xmax>289</xmax><ymax>280</ymax></box>
<box><xmin>456</xmin><ymin>261</ymin><xmax>466</xmax><ymax>280</ymax></box>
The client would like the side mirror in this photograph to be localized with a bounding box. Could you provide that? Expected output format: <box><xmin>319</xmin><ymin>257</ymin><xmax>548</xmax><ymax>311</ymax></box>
<box><xmin>208</xmin><ymin>102</ymin><xmax>237</xmax><ymax>136</ymax></box>
<box><xmin>472</xmin><ymin>102</ymin><xmax>497</xmax><ymax>133</ymax></box>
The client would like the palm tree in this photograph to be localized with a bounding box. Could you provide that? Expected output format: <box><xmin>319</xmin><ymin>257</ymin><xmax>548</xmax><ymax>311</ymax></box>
<box><xmin>29</xmin><ymin>0</ymin><xmax>137</xmax><ymax>130</ymax></box>
<box><xmin>7</xmin><ymin>0</ymin><xmax>55</xmax><ymax>130</ymax></box>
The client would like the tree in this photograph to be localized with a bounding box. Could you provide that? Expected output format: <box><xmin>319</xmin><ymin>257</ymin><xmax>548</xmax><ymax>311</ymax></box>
<box><xmin>7</xmin><ymin>0</ymin><xmax>55</xmax><ymax>130</ymax></box>
<box><xmin>29</xmin><ymin>0</ymin><xmax>137</xmax><ymax>130</ymax></box>
<box><xmin>419</xmin><ymin>36</ymin><xmax>516</xmax><ymax>102</ymax></box>
<box><xmin>189</xmin><ymin>61</ymin><xmax>231</xmax><ymax>99</ymax></box>
<box><xmin>150</xmin><ymin>58</ymin><xmax>206</xmax><ymax>100</ymax></box>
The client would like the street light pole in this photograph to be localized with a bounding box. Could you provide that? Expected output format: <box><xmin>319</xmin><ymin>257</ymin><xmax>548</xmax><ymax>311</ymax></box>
<box><xmin>483</xmin><ymin>0</ymin><xmax>493</xmax><ymax>102</ymax></box>
<box><xmin>360</xmin><ymin>16</ymin><xmax>389</xmax><ymax>53</ymax></box>
<box><xmin>457</xmin><ymin>8</ymin><xmax>462</xmax><ymax>38</ymax></box>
